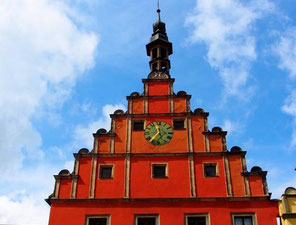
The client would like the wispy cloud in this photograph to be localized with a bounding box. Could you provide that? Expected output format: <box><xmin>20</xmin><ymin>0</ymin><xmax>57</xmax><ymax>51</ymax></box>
<box><xmin>222</xmin><ymin>119</ymin><xmax>242</xmax><ymax>136</ymax></box>
<box><xmin>0</xmin><ymin>0</ymin><xmax>98</xmax><ymax>178</ymax></box>
<box><xmin>274</xmin><ymin>27</ymin><xmax>296</xmax><ymax>149</ymax></box>
<box><xmin>282</xmin><ymin>91</ymin><xmax>296</xmax><ymax>148</ymax></box>
<box><xmin>73</xmin><ymin>103</ymin><xmax>126</xmax><ymax>149</ymax></box>
<box><xmin>274</xmin><ymin>27</ymin><xmax>296</xmax><ymax>78</ymax></box>
<box><xmin>185</xmin><ymin>0</ymin><xmax>274</xmax><ymax>99</ymax></box>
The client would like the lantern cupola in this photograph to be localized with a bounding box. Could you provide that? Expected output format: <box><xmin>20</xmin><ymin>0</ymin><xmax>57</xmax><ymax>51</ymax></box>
<box><xmin>146</xmin><ymin>7</ymin><xmax>173</xmax><ymax>78</ymax></box>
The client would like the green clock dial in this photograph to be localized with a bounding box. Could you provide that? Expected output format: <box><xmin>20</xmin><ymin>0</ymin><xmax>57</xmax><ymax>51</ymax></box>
<box><xmin>144</xmin><ymin>121</ymin><xmax>174</xmax><ymax>146</ymax></box>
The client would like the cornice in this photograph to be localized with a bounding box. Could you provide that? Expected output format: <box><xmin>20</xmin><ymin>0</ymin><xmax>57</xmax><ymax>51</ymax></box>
<box><xmin>45</xmin><ymin>196</ymin><xmax>275</xmax><ymax>206</ymax></box>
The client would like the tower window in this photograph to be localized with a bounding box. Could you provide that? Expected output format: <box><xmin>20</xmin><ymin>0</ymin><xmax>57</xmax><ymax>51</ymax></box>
<box><xmin>204</xmin><ymin>163</ymin><xmax>218</xmax><ymax>177</ymax></box>
<box><xmin>234</xmin><ymin>216</ymin><xmax>253</xmax><ymax>225</ymax></box>
<box><xmin>99</xmin><ymin>165</ymin><xmax>113</xmax><ymax>179</ymax></box>
<box><xmin>152</xmin><ymin>48</ymin><xmax>157</xmax><ymax>59</ymax></box>
<box><xmin>133</xmin><ymin>121</ymin><xmax>144</xmax><ymax>131</ymax></box>
<box><xmin>160</xmin><ymin>48</ymin><xmax>167</xmax><ymax>58</ymax></box>
<box><xmin>152</xmin><ymin>164</ymin><xmax>168</xmax><ymax>178</ymax></box>
<box><xmin>86</xmin><ymin>216</ymin><xmax>110</xmax><ymax>225</ymax></box>
<box><xmin>187</xmin><ymin>216</ymin><xmax>206</xmax><ymax>225</ymax></box>
<box><xmin>161</xmin><ymin>62</ymin><xmax>167</xmax><ymax>71</ymax></box>
<box><xmin>152</xmin><ymin>63</ymin><xmax>158</xmax><ymax>71</ymax></box>
<box><xmin>173</xmin><ymin>119</ymin><xmax>185</xmax><ymax>129</ymax></box>
<box><xmin>135</xmin><ymin>215</ymin><xmax>158</xmax><ymax>225</ymax></box>
<box><xmin>232</xmin><ymin>214</ymin><xmax>256</xmax><ymax>225</ymax></box>
<box><xmin>185</xmin><ymin>214</ymin><xmax>209</xmax><ymax>225</ymax></box>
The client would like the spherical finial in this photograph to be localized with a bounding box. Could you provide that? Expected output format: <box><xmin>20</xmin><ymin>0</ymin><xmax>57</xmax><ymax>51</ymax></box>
<box><xmin>157</xmin><ymin>0</ymin><xmax>161</xmax><ymax>21</ymax></box>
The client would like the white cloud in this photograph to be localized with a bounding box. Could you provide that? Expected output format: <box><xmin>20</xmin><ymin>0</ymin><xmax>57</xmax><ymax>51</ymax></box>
<box><xmin>274</xmin><ymin>27</ymin><xmax>296</xmax><ymax>78</ymax></box>
<box><xmin>185</xmin><ymin>0</ymin><xmax>273</xmax><ymax>98</ymax></box>
<box><xmin>271</xmin><ymin>174</ymin><xmax>296</xmax><ymax>198</ymax></box>
<box><xmin>222</xmin><ymin>119</ymin><xmax>241</xmax><ymax>136</ymax></box>
<box><xmin>0</xmin><ymin>163</ymin><xmax>60</xmax><ymax>225</ymax></box>
<box><xmin>0</xmin><ymin>193</ymin><xmax>49</xmax><ymax>225</ymax></box>
<box><xmin>282</xmin><ymin>90</ymin><xmax>296</xmax><ymax>147</ymax></box>
<box><xmin>0</xmin><ymin>0</ymin><xmax>98</xmax><ymax>178</ymax></box>
<box><xmin>73</xmin><ymin>103</ymin><xmax>126</xmax><ymax>149</ymax></box>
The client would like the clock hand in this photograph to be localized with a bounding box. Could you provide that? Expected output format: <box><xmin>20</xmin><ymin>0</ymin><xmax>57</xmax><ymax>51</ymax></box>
<box><xmin>155</xmin><ymin>124</ymin><xmax>160</xmax><ymax>133</ymax></box>
<box><xmin>149</xmin><ymin>132</ymin><xmax>159</xmax><ymax>142</ymax></box>
<box><xmin>149</xmin><ymin>127</ymin><xmax>160</xmax><ymax>143</ymax></box>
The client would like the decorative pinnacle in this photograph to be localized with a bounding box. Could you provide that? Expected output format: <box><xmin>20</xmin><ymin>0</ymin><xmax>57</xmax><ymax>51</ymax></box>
<box><xmin>157</xmin><ymin>0</ymin><xmax>161</xmax><ymax>21</ymax></box>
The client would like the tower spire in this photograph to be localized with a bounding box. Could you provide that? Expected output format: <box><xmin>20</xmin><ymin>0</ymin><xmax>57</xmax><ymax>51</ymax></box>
<box><xmin>157</xmin><ymin>0</ymin><xmax>161</xmax><ymax>21</ymax></box>
<box><xmin>146</xmin><ymin>5</ymin><xmax>173</xmax><ymax>79</ymax></box>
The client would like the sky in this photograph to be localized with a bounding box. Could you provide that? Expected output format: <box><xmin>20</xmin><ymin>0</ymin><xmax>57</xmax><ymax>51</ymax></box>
<box><xmin>0</xmin><ymin>0</ymin><xmax>296</xmax><ymax>224</ymax></box>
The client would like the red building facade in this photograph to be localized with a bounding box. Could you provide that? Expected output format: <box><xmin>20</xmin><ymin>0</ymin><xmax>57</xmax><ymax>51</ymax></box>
<box><xmin>47</xmin><ymin>9</ymin><xmax>279</xmax><ymax>225</ymax></box>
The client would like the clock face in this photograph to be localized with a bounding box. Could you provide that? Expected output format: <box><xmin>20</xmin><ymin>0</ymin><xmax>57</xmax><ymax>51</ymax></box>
<box><xmin>144</xmin><ymin>121</ymin><xmax>174</xmax><ymax>146</ymax></box>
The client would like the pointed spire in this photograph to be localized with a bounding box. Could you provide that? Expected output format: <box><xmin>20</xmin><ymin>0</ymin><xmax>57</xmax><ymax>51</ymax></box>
<box><xmin>146</xmin><ymin>4</ymin><xmax>173</xmax><ymax>78</ymax></box>
<box><xmin>157</xmin><ymin>0</ymin><xmax>161</xmax><ymax>21</ymax></box>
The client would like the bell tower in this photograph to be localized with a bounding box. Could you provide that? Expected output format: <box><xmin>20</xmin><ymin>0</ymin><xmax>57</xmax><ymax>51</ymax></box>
<box><xmin>146</xmin><ymin>6</ymin><xmax>173</xmax><ymax>77</ymax></box>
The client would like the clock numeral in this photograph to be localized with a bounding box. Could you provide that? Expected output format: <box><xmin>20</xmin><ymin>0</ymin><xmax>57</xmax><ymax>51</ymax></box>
<box><xmin>154</xmin><ymin>140</ymin><xmax>161</xmax><ymax>145</ymax></box>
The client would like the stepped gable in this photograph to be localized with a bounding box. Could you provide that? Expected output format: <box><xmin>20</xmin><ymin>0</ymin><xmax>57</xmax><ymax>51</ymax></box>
<box><xmin>46</xmin><ymin>7</ymin><xmax>279</xmax><ymax>225</ymax></box>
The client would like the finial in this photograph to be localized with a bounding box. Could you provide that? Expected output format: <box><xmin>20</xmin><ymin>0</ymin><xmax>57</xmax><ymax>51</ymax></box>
<box><xmin>157</xmin><ymin>0</ymin><xmax>161</xmax><ymax>21</ymax></box>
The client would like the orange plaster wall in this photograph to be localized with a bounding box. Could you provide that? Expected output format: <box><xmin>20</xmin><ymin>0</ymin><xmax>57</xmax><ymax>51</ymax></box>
<box><xmin>98</xmin><ymin>136</ymin><xmax>110</xmax><ymax>154</ymax></box>
<box><xmin>249</xmin><ymin>175</ymin><xmax>264</xmax><ymax>196</ymax></box>
<box><xmin>194</xmin><ymin>155</ymin><xmax>227</xmax><ymax>197</ymax></box>
<box><xmin>131</xmin><ymin>117</ymin><xmax>188</xmax><ymax>153</ymax></box>
<box><xmin>130</xmin><ymin>156</ymin><xmax>191</xmax><ymax>198</ymax></box>
<box><xmin>209</xmin><ymin>134</ymin><xmax>223</xmax><ymax>152</ymax></box>
<box><xmin>59</xmin><ymin>179</ymin><xmax>72</xmax><ymax>199</ymax></box>
<box><xmin>191</xmin><ymin>116</ymin><xmax>206</xmax><ymax>152</ymax></box>
<box><xmin>76</xmin><ymin>157</ymin><xmax>92</xmax><ymax>199</ymax></box>
<box><xmin>95</xmin><ymin>157</ymin><xmax>125</xmax><ymax>198</ymax></box>
<box><xmin>114</xmin><ymin>117</ymin><xmax>126</xmax><ymax>153</ymax></box>
<box><xmin>148</xmin><ymin>98</ymin><xmax>169</xmax><ymax>114</ymax></box>
<box><xmin>148</xmin><ymin>81</ymin><xmax>169</xmax><ymax>96</ymax></box>
<box><xmin>173</xmin><ymin>98</ymin><xmax>186</xmax><ymax>113</ymax></box>
<box><xmin>132</xmin><ymin>99</ymin><xmax>144</xmax><ymax>114</ymax></box>
<box><xmin>49</xmin><ymin>200</ymin><xmax>279</xmax><ymax>225</ymax></box>
<box><xmin>228</xmin><ymin>155</ymin><xmax>246</xmax><ymax>197</ymax></box>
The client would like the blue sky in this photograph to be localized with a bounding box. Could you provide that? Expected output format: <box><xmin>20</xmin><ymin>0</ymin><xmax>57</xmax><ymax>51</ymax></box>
<box><xmin>0</xmin><ymin>0</ymin><xmax>296</xmax><ymax>224</ymax></box>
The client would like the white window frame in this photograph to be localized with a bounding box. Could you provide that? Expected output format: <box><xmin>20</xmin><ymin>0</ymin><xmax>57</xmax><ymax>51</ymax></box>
<box><xmin>231</xmin><ymin>213</ymin><xmax>257</xmax><ymax>225</ymax></box>
<box><xmin>85</xmin><ymin>215</ymin><xmax>110</xmax><ymax>225</ymax></box>
<box><xmin>203</xmin><ymin>162</ymin><xmax>219</xmax><ymax>177</ymax></box>
<box><xmin>185</xmin><ymin>213</ymin><xmax>210</xmax><ymax>225</ymax></box>
<box><xmin>151</xmin><ymin>163</ymin><xmax>169</xmax><ymax>179</ymax></box>
<box><xmin>173</xmin><ymin>118</ymin><xmax>187</xmax><ymax>130</ymax></box>
<box><xmin>99</xmin><ymin>164</ymin><xmax>114</xmax><ymax>179</ymax></box>
<box><xmin>135</xmin><ymin>214</ymin><xmax>159</xmax><ymax>225</ymax></box>
<box><xmin>132</xmin><ymin>120</ymin><xmax>146</xmax><ymax>131</ymax></box>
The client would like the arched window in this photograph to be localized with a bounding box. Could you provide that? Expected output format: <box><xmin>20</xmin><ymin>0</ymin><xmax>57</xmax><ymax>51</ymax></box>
<box><xmin>160</xmin><ymin>48</ymin><xmax>167</xmax><ymax>58</ymax></box>
<box><xmin>161</xmin><ymin>62</ymin><xmax>167</xmax><ymax>71</ymax></box>
<box><xmin>152</xmin><ymin>48</ymin><xmax>157</xmax><ymax>59</ymax></box>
